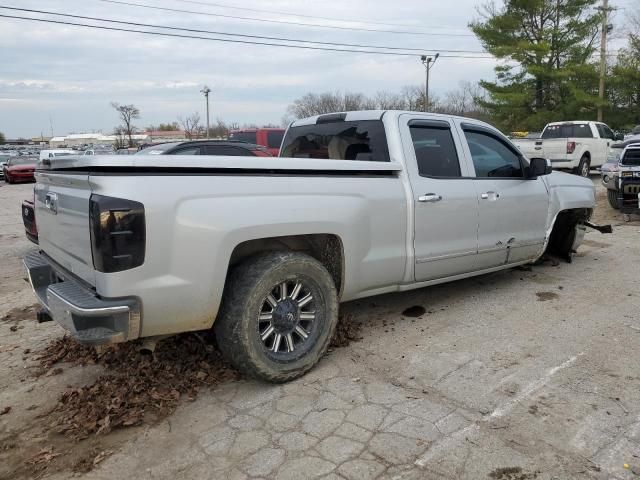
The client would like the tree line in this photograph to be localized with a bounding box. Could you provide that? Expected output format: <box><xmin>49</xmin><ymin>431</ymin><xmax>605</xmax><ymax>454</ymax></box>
<box><xmin>110</xmin><ymin>0</ymin><xmax>640</xmax><ymax>146</ymax></box>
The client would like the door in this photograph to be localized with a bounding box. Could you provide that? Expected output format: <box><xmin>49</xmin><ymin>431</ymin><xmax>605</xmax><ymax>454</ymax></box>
<box><xmin>399</xmin><ymin>116</ymin><xmax>480</xmax><ymax>281</ymax></box>
<box><xmin>595</xmin><ymin>124</ymin><xmax>615</xmax><ymax>167</ymax></box>
<box><xmin>459</xmin><ymin>124</ymin><xmax>549</xmax><ymax>268</ymax></box>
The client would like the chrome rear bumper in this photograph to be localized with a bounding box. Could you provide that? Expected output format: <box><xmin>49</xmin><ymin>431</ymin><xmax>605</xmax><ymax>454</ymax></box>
<box><xmin>24</xmin><ymin>250</ymin><xmax>140</xmax><ymax>345</ymax></box>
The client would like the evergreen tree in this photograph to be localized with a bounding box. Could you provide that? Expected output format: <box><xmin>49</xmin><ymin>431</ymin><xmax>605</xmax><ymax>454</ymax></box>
<box><xmin>470</xmin><ymin>0</ymin><xmax>601</xmax><ymax>132</ymax></box>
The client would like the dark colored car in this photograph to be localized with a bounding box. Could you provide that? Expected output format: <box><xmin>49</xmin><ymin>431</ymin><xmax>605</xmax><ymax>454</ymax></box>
<box><xmin>4</xmin><ymin>156</ymin><xmax>37</xmax><ymax>183</ymax></box>
<box><xmin>22</xmin><ymin>199</ymin><xmax>38</xmax><ymax>244</ymax></box>
<box><xmin>137</xmin><ymin>140</ymin><xmax>273</xmax><ymax>157</ymax></box>
<box><xmin>228</xmin><ymin>129</ymin><xmax>285</xmax><ymax>157</ymax></box>
<box><xmin>601</xmin><ymin>135</ymin><xmax>640</xmax><ymax>208</ymax></box>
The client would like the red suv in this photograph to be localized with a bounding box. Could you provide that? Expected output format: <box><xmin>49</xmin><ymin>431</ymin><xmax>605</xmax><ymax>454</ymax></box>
<box><xmin>229</xmin><ymin>128</ymin><xmax>285</xmax><ymax>157</ymax></box>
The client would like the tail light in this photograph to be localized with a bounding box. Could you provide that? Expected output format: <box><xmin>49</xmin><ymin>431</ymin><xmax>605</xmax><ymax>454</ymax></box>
<box><xmin>566</xmin><ymin>141</ymin><xmax>576</xmax><ymax>154</ymax></box>
<box><xmin>89</xmin><ymin>194</ymin><xmax>145</xmax><ymax>273</ymax></box>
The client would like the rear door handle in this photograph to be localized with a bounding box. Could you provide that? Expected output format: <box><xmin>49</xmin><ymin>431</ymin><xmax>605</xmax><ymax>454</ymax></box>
<box><xmin>480</xmin><ymin>191</ymin><xmax>500</xmax><ymax>200</ymax></box>
<box><xmin>418</xmin><ymin>193</ymin><xmax>442</xmax><ymax>203</ymax></box>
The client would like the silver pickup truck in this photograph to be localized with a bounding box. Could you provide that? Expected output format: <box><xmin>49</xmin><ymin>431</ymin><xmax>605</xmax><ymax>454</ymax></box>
<box><xmin>25</xmin><ymin>110</ymin><xmax>597</xmax><ymax>382</ymax></box>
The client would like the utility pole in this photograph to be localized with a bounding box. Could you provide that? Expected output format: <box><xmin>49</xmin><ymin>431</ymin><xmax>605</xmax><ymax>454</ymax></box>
<box><xmin>200</xmin><ymin>85</ymin><xmax>211</xmax><ymax>139</ymax></box>
<box><xmin>597</xmin><ymin>0</ymin><xmax>610</xmax><ymax>122</ymax></box>
<box><xmin>420</xmin><ymin>53</ymin><xmax>439</xmax><ymax>112</ymax></box>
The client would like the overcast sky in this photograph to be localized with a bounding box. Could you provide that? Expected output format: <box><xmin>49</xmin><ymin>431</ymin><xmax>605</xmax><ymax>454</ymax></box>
<box><xmin>2</xmin><ymin>0</ymin><xmax>499</xmax><ymax>138</ymax></box>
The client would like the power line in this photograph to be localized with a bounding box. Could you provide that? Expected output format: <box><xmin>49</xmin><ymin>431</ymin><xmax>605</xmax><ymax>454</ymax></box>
<box><xmin>93</xmin><ymin>0</ymin><xmax>476</xmax><ymax>37</ymax></box>
<box><xmin>0</xmin><ymin>6</ymin><xmax>486</xmax><ymax>54</ymax></box>
<box><xmin>0</xmin><ymin>13</ymin><xmax>494</xmax><ymax>58</ymax></box>
<box><xmin>172</xmin><ymin>0</ymin><xmax>470</xmax><ymax>32</ymax></box>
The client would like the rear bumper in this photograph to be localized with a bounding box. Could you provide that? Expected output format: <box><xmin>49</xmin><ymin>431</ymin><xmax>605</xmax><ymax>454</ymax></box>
<box><xmin>8</xmin><ymin>171</ymin><xmax>35</xmax><ymax>181</ymax></box>
<box><xmin>24</xmin><ymin>250</ymin><xmax>141</xmax><ymax>345</ymax></box>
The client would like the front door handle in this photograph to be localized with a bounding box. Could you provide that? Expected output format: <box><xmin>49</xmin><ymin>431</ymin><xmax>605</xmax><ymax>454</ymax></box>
<box><xmin>480</xmin><ymin>191</ymin><xmax>500</xmax><ymax>200</ymax></box>
<box><xmin>418</xmin><ymin>193</ymin><xmax>442</xmax><ymax>203</ymax></box>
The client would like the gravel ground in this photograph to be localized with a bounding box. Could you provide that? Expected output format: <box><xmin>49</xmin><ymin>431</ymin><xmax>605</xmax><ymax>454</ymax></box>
<box><xmin>0</xmin><ymin>177</ymin><xmax>639</xmax><ymax>480</ymax></box>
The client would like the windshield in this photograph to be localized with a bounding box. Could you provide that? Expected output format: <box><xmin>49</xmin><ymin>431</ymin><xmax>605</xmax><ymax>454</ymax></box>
<box><xmin>8</xmin><ymin>157</ymin><xmax>37</xmax><ymax>166</ymax></box>
<box><xmin>280</xmin><ymin>120</ymin><xmax>390</xmax><ymax>162</ymax></box>
<box><xmin>621</xmin><ymin>148</ymin><xmax>640</xmax><ymax>166</ymax></box>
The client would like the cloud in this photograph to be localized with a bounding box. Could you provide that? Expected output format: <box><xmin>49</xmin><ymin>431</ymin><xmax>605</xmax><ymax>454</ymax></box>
<box><xmin>0</xmin><ymin>0</ymin><xmax>492</xmax><ymax>137</ymax></box>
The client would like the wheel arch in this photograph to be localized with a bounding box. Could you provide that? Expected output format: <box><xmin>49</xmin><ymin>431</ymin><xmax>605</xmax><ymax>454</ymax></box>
<box><xmin>228</xmin><ymin>234</ymin><xmax>345</xmax><ymax>298</ymax></box>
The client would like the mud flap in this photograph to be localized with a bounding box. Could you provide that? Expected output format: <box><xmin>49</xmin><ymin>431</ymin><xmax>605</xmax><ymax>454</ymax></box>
<box><xmin>583</xmin><ymin>221</ymin><xmax>613</xmax><ymax>234</ymax></box>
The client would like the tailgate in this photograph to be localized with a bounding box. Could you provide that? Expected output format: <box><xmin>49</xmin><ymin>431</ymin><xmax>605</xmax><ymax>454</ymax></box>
<box><xmin>514</xmin><ymin>140</ymin><xmax>544</xmax><ymax>158</ymax></box>
<box><xmin>540</xmin><ymin>139</ymin><xmax>567</xmax><ymax>160</ymax></box>
<box><xmin>34</xmin><ymin>172</ymin><xmax>95</xmax><ymax>285</ymax></box>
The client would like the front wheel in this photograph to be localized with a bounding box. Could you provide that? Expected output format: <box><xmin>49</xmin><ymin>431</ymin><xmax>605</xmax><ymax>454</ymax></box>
<box><xmin>607</xmin><ymin>189</ymin><xmax>619</xmax><ymax>210</ymax></box>
<box><xmin>215</xmin><ymin>251</ymin><xmax>339</xmax><ymax>383</ymax></box>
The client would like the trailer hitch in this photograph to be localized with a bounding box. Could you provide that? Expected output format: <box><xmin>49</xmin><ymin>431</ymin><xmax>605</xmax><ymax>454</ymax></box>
<box><xmin>584</xmin><ymin>221</ymin><xmax>612</xmax><ymax>234</ymax></box>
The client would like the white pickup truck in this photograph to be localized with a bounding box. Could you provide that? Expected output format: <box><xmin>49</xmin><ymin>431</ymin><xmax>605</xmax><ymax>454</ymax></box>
<box><xmin>25</xmin><ymin>110</ymin><xmax>599</xmax><ymax>382</ymax></box>
<box><xmin>514</xmin><ymin>121</ymin><xmax>621</xmax><ymax>177</ymax></box>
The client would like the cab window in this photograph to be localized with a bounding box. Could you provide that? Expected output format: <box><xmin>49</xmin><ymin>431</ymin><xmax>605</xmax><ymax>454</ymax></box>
<box><xmin>464</xmin><ymin>130</ymin><xmax>524</xmax><ymax>178</ymax></box>
<box><xmin>409</xmin><ymin>124</ymin><xmax>461</xmax><ymax>177</ymax></box>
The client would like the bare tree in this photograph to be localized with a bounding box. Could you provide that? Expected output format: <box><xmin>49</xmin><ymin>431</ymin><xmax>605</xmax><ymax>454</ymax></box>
<box><xmin>179</xmin><ymin>112</ymin><xmax>202</xmax><ymax>140</ymax></box>
<box><xmin>113</xmin><ymin>126</ymin><xmax>128</xmax><ymax>150</ymax></box>
<box><xmin>110</xmin><ymin>102</ymin><xmax>140</xmax><ymax>147</ymax></box>
<box><xmin>208</xmin><ymin>118</ymin><xmax>230</xmax><ymax>139</ymax></box>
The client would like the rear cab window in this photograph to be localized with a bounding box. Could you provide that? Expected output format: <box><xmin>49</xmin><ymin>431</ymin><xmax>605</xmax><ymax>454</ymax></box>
<box><xmin>542</xmin><ymin>123</ymin><xmax>593</xmax><ymax>139</ymax></box>
<box><xmin>229</xmin><ymin>131</ymin><xmax>257</xmax><ymax>144</ymax></box>
<box><xmin>280</xmin><ymin>119</ymin><xmax>390</xmax><ymax>162</ymax></box>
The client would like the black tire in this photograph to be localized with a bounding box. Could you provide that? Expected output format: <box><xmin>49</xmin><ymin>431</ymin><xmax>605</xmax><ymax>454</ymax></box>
<box><xmin>215</xmin><ymin>251</ymin><xmax>339</xmax><ymax>383</ymax></box>
<box><xmin>575</xmin><ymin>156</ymin><xmax>590</xmax><ymax>177</ymax></box>
<box><xmin>607</xmin><ymin>189</ymin><xmax>619</xmax><ymax>210</ymax></box>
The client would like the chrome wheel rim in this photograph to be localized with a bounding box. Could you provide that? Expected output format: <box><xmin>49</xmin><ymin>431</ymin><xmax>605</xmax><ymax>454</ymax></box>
<box><xmin>581</xmin><ymin>162</ymin><xmax>589</xmax><ymax>177</ymax></box>
<box><xmin>258</xmin><ymin>279</ymin><xmax>316</xmax><ymax>356</ymax></box>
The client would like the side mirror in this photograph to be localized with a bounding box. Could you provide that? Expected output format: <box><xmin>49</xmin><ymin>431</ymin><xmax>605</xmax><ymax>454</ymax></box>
<box><xmin>615</xmin><ymin>133</ymin><xmax>624</xmax><ymax>141</ymax></box>
<box><xmin>528</xmin><ymin>157</ymin><xmax>551</xmax><ymax>177</ymax></box>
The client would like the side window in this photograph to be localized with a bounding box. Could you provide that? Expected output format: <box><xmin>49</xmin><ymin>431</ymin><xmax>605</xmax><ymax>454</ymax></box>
<box><xmin>267</xmin><ymin>131</ymin><xmax>284</xmax><ymax>149</ymax></box>
<box><xmin>602</xmin><ymin>125</ymin><xmax>615</xmax><ymax>140</ymax></box>
<box><xmin>170</xmin><ymin>147</ymin><xmax>200</xmax><ymax>155</ymax></box>
<box><xmin>572</xmin><ymin>124</ymin><xmax>593</xmax><ymax>138</ymax></box>
<box><xmin>203</xmin><ymin>146</ymin><xmax>248</xmax><ymax>156</ymax></box>
<box><xmin>464</xmin><ymin>130</ymin><xmax>524</xmax><ymax>178</ymax></box>
<box><xmin>596</xmin><ymin>124</ymin><xmax>606</xmax><ymax>138</ymax></box>
<box><xmin>409</xmin><ymin>125</ymin><xmax>461</xmax><ymax>177</ymax></box>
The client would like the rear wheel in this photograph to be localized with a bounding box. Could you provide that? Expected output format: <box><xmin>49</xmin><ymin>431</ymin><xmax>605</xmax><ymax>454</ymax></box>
<box><xmin>215</xmin><ymin>251</ymin><xmax>339</xmax><ymax>383</ymax></box>
<box><xmin>607</xmin><ymin>189</ymin><xmax>619</xmax><ymax>210</ymax></box>
<box><xmin>575</xmin><ymin>156</ymin><xmax>590</xmax><ymax>177</ymax></box>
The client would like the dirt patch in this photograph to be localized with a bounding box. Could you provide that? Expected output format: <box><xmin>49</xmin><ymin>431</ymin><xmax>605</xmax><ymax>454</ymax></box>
<box><xmin>2</xmin><ymin>332</ymin><xmax>240</xmax><ymax>479</ymax></box>
<box><xmin>488</xmin><ymin>466</ymin><xmax>540</xmax><ymax>479</ymax></box>
<box><xmin>402</xmin><ymin>305</ymin><xmax>426</xmax><ymax>317</ymax></box>
<box><xmin>42</xmin><ymin>333</ymin><xmax>239</xmax><ymax>438</ymax></box>
<box><xmin>0</xmin><ymin>304</ymin><xmax>39</xmax><ymax>325</ymax></box>
<box><xmin>330</xmin><ymin>314</ymin><xmax>362</xmax><ymax>348</ymax></box>
<box><xmin>536</xmin><ymin>292</ymin><xmax>559</xmax><ymax>302</ymax></box>
<box><xmin>581</xmin><ymin>239</ymin><xmax>612</xmax><ymax>248</ymax></box>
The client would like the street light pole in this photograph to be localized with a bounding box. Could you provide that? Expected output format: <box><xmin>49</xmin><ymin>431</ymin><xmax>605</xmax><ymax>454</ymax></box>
<box><xmin>420</xmin><ymin>53</ymin><xmax>439</xmax><ymax>112</ymax></box>
<box><xmin>200</xmin><ymin>85</ymin><xmax>211</xmax><ymax>139</ymax></box>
